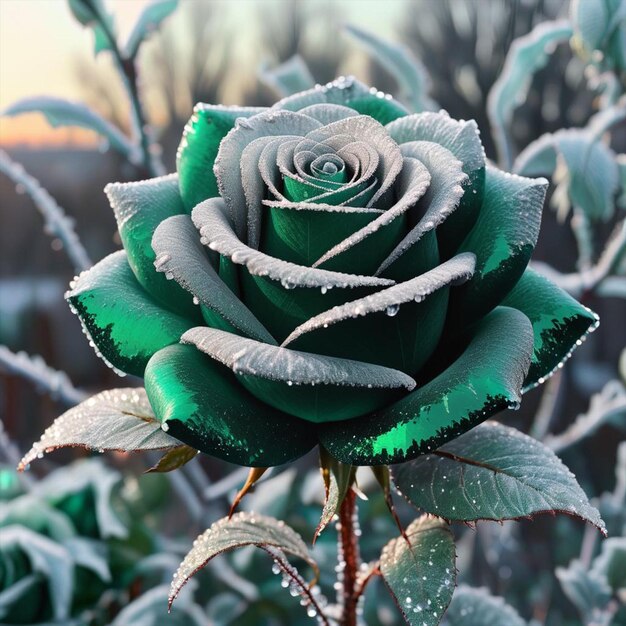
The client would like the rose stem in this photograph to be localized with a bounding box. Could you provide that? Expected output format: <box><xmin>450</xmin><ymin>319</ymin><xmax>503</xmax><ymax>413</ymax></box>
<box><xmin>337</xmin><ymin>487</ymin><xmax>361</xmax><ymax>626</ymax></box>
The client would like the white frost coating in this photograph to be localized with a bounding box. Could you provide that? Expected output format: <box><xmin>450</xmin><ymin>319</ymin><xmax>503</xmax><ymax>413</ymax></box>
<box><xmin>312</xmin><ymin>156</ymin><xmax>431</xmax><ymax>268</ymax></box>
<box><xmin>19</xmin><ymin>388</ymin><xmax>179</xmax><ymax>470</ymax></box>
<box><xmin>191</xmin><ymin>198</ymin><xmax>395</xmax><ymax>289</ymax></box>
<box><xmin>151</xmin><ymin>215</ymin><xmax>276</xmax><ymax>345</ymax></box>
<box><xmin>283</xmin><ymin>253</ymin><xmax>476</xmax><ymax>347</ymax></box>
<box><xmin>105</xmin><ymin>172</ymin><xmax>182</xmax><ymax>229</ymax></box>
<box><xmin>239</xmin><ymin>134</ymin><xmax>301</xmax><ymax>248</ymax></box>
<box><xmin>296</xmin><ymin>103</ymin><xmax>359</xmax><ymax>124</ymax></box>
<box><xmin>304</xmin><ymin>115</ymin><xmax>403</xmax><ymax>207</ymax></box>
<box><xmin>376</xmin><ymin>141</ymin><xmax>468</xmax><ymax>275</ymax></box>
<box><xmin>214</xmin><ymin>110</ymin><xmax>321</xmax><ymax>241</ymax></box>
<box><xmin>272</xmin><ymin>76</ymin><xmax>375</xmax><ymax>111</ymax></box>
<box><xmin>386</xmin><ymin>111</ymin><xmax>485</xmax><ymax>174</ymax></box>
<box><xmin>182</xmin><ymin>327</ymin><xmax>416</xmax><ymax>390</ymax></box>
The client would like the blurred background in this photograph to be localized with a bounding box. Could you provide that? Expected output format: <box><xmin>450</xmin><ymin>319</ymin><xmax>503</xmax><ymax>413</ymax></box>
<box><xmin>1</xmin><ymin>1</ymin><xmax>625</xmax><ymax>625</ymax></box>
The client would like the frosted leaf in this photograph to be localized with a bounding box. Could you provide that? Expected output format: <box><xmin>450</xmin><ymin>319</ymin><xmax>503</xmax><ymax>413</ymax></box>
<box><xmin>191</xmin><ymin>198</ymin><xmax>394</xmax><ymax>290</ymax></box>
<box><xmin>377</xmin><ymin>141</ymin><xmax>467</xmax><ymax>275</ymax></box>
<box><xmin>214</xmin><ymin>110</ymin><xmax>321</xmax><ymax>240</ymax></box>
<box><xmin>19</xmin><ymin>388</ymin><xmax>180</xmax><ymax>470</ymax></box>
<box><xmin>258</xmin><ymin>54</ymin><xmax>316</xmax><ymax>97</ymax></box>
<box><xmin>182</xmin><ymin>327</ymin><xmax>415</xmax><ymax>391</ymax></box>
<box><xmin>123</xmin><ymin>0</ymin><xmax>178</xmax><ymax>60</ymax></box>
<box><xmin>151</xmin><ymin>215</ymin><xmax>275</xmax><ymax>344</ymax></box>
<box><xmin>442</xmin><ymin>585</ymin><xmax>526</xmax><ymax>626</ymax></box>
<box><xmin>296</xmin><ymin>103</ymin><xmax>359</xmax><ymax>125</ymax></box>
<box><xmin>2</xmin><ymin>97</ymin><xmax>139</xmax><ymax>164</ymax></box>
<box><xmin>312</xmin><ymin>156</ymin><xmax>431</xmax><ymax>268</ymax></box>
<box><xmin>283</xmin><ymin>253</ymin><xmax>475</xmax><ymax>347</ymax></box>
<box><xmin>380</xmin><ymin>515</ymin><xmax>455</xmax><ymax>626</ymax></box>
<box><xmin>169</xmin><ymin>511</ymin><xmax>318</xmax><ymax>607</ymax></box>
<box><xmin>392</xmin><ymin>421</ymin><xmax>606</xmax><ymax>534</ymax></box>
<box><xmin>303</xmin><ymin>115</ymin><xmax>403</xmax><ymax>206</ymax></box>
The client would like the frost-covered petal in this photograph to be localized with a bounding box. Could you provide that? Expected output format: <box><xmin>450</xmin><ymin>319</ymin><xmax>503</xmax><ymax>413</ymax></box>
<box><xmin>214</xmin><ymin>110</ymin><xmax>321</xmax><ymax>240</ymax></box>
<box><xmin>501</xmin><ymin>268</ymin><xmax>600</xmax><ymax>390</ymax></box>
<box><xmin>192</xmin><ymin>198</ymin><xmax>394</xmax><ymax>341</ymax></box>
<box><xmin>177</xmin><ymin>104</ymin><xmax>266</xmax><ymax>212</ymax></box>
<box><xmin>66</xmin><ymin>251</ymin><xmax>195</xmax><ymax>377</ymax></box>
<box><xmin>375</xmin><ymin>142</ymin><xmax>467</xmax><ymax>282</ymax></box>
<box><xmin>386</xmin><ymin>111</ymin><xmax>486</xmax><ymax>257</ymax></box>
<box><xmin>296</xmin><ymin>103</ymin><xmax>359</xmax><ymax>124</ymax></box>
<box><xmin>319</xmin><ymin>307</ymin><xmax>534</xmax><ymax>465</ymax></box>
<box><xmin>151</xmin><ymin>215</ymin><xmax>276</xmax><ymax>344</ymax></box>
<box><xmin>105</xmin><ymin>174</ymin><xmax>200</xmax><ymax>319</ymax></box>
<box><xmin>283</xmin><ymin>253</ymin><xmax>476</xmax><ymax>375</ymax></box>
<box><xmin>144</xmin><ymin>344</ymin><xmax>314</xmax><ymax>466</ymax></box>
<box><xmin>182</xmin><ymin>327</ymin><xmax>415</xmax><ymax>423</ymax></box>
<box><xmin>448</xmin><ymin>166</ymin><xmax>547</xmax><ymax>324</ymax></box>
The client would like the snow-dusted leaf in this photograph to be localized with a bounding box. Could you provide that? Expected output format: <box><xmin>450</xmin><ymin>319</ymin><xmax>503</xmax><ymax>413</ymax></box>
<box><xmin>259</xmin><ymin>55</ymin><xmax>316</xmax><ymax>97</ymax></box>
<box><xmin>345</xmin><ymin>24</ymin><xmax>435</xmax><ymax>112</ymax></box>
<box><xmin>169</xmin><ymin>511</ymin><xmax>318</xmax><ymax>606</ymax></box>
<box><xmin>589</xmin><ymin>99</ymin><xmax>626</xmax><ymax>138</ymax></box>
<box><xmin>182</xmin><ymin>326</ymin><xmax>415</xmax><ymax>423</ymax></box>
<box><xmin>488</xmin><ymin>20</ymin><xmax>573</xmax><ymax>167</ymax></box>
<box><xmin>393</xmin><ymin>421</ymin><xmax>606</xmax><ymax>533</ymax></box>
<box><xmin>68</xmin><ymin>0</ymin><xmax>116</xmax><ymax>56</ymax></box>
<box><xmin>380</xmin><ymin>515</ymin><xmax>455</xmax><ymax>626</ymax></box>
<box><xmin>441</xmin><ymin>585</ymin><xmax>526</xmax><ymax>626</ymax></box>
<box><xmin>3</xmin><ymin>98</ymin><xmax>137</xmax><ymax>162</ymax></box>
<box><xmin>147</xmin><ymin>445</ymin><xmax>198</xmax><ymax>474</ymax></box>
<box><xmin>62</xmin><ymin>537</ymin><xmax>111</xmax><ymax>582</ymax></box>
<box><xmin>19</xmin><ymin>388</ymin><xmax>179</xmax><ymax>470</ymax></box>
<box><xmin>124</xmin><ymin>0</ymin><xmax>178</xmax><ymax>59</ymax></box>
<box><xmin>591</xmin><ymin>537</ymin><xmax>626</xmax><ymax>592</ymax></box>
<box><xmin>556</xmin><ymin>560</ymin><xmax>612</xmax><ymax>624</ymax></box>
<box><xmin>0</xmin><ymin>526</ymin><xmax>73</xmax><ymax>623</ymax></box>
<box><xmin>0</xmin><ymin>151</ymin><xmax>91</xmax><ymax>272</ymax></box>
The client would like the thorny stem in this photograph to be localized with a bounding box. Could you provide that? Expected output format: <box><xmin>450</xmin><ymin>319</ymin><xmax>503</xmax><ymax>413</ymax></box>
<box><xmin>338</xmin><ymin>488</ymin><xmax>360</xmax><ymax>626</ymax></box>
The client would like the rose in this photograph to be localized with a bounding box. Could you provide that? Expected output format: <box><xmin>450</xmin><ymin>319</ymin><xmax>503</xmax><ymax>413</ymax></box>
<box><xmin>68</xmin><ymin>78</ymin><xmax>597</xmax><ymax>467</ymax></box>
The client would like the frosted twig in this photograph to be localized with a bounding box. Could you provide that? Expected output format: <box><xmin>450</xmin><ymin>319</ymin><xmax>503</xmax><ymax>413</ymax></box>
<box><xmin>0</xmin><ymin>150</ymin><xmax>92</xmax><ymax>272</ymax></box>
<box><xmin>0</xmin><ymin>345</ymin><xmax>87</xmax><ymax>406</ymax></box>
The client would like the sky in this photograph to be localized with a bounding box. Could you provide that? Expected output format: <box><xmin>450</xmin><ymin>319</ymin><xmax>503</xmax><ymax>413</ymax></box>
<box><xmin>0</xmin><ymin>0</ymin><xmax>404</xmax><ymax>148</ymax></box>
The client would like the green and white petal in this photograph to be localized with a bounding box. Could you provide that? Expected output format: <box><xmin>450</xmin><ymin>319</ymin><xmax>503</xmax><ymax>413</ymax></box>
<box><xmin>177</xmin><ymin>104</ymin><xmax>266</xmax><ymax>212</ymax></box>
<box><xmin>282</xmin><ymin>253</ymin><xmax>476</xmax><ymax>375</ymax></box>
<box><xmin>151</xmin><ymin>215</ymin><xmax>276</xmax><ymax>345</ymax></box>
<box><xmin>502</xmin><ymin>268</ymin><xmax>600</xmax><ymax>390</ymax></box>
<box><xmin>182</xmin><ymin>327</ymin><xmax>415</xmax><ymax>423</ymax></box>
<box><xmin>449</xmin><ymin>166</ymin><xmax>547</xmax><ymax>324</ymax></box>
<box><xmin>66</xmin><ymin>251</ymin><xmax>195</xmax><ymax>377</ymax></box>
<box><xmin>319</xmin><ymin>307</ymin><xmax>534</xmax><ymax>465</ymax></box>
<box><xmin>105</xmin><ymin>174</ymin><xmax>200</xmax><ymax>319</ymax></box>
<box><xmin>144</xmin><ymin>344</ymin><xmax>315</xmax><ymax>466</ymax></box>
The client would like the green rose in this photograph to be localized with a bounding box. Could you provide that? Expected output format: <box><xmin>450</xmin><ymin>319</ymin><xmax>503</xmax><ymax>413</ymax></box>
<box><xmin>67</xmin><ymin>78</ymin><xmax>598</xmax><ymax>467</ymax></box>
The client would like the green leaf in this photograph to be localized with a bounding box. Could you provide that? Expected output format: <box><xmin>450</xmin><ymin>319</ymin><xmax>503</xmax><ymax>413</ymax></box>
<box><xmin>181</xmin><ymin>326</ymin><xmax>415</xmax><ymax>423</ymax></box>
<box><xmin>556</xmin><ymin>560</ymin><xmax>612</xmax><ymax>624</ymax></box>
<box><xmin>259</xmin><ymin>55</ymin><xmax>316</xmax><ymax>97</ymax></box>
<box><xmin>152</xmin><ymin>214</ymin><xmax>276</xmax><ymax>344</ymax></box>
<box><xmin>591</xmin><ymin>537</ymin><xmax>626</xmax><ymax>592</ymax></box>
<box><xmin>19</xmin><ymin>388</ymin><xmax>179</xmax><ymax>470</ymax></box>
<box><xmin>147</xmin><ymin>445</ymin><xmax>198</xmax><ymax>474</ymax></box>
<box><xmin>0</xmin><ymin>496</ymin><xmax>75</xmax><ymax>542</ymax></box>
<box><xmin>501</xmin><ymin>268</ymin><xmax>599</xmax><ymax>390</ymax></box>
<box><xmin>106</xmin><ymin>174</ymin><xmax>200</xmax><ymax>319</ymax></box>
<box><xmin>393</xmin><ymin>421</ymin><xmax>606</xmax><ymax>533</ymax></box>
<box><xmin>177</xmin><ymin>104</ymin><xmax>266</xmax><ymax>213</ymax></box>
<box><xmin>345</xmin><ymin>24</ymin><xmax>435</xmax><ymax>112</ymax></box>
<box><xmin>123</xmin><ymin>0</ymin><xmax>178</xmax><ymax>60</ymax></box>
<box><xmin>169</xmin><ymin>511</ymin><xmax>318</xmax><ymax>606</ymax></box>
<box><xmin>442</xmin><ymin>585</ymin><xmax>526</xmax><ymax>626</ymax></box>
<box><xmin>449</xmin><ymin>166</ymin><xmax>546</xmax><ymax>325</ymax></box>
<box><xmin>518</xmin><ymin>130</ymin><xmax>620</xmax><ymax>222</ymax></box>
<box><xmin>487</xmin><ymin>20</ymin><xmax>573</xmax><ymax>167</ymax></box>
<box><xmin>385</xmin><ymin>111</ymin><xmax>486</xmax><ymax>258</ymax></box>
<box><xmin>144</xmin><ymin>344</ymin><xmax>316</xmax><ymax>466</ymax></box>
<box><xmin>3</xmin><ymin>97</ymin><xmax>137</xmax><ymax>162</ymax></box>
<box><xmin>67</xmin><ymin>250</ymin><xmax>196</xmax><ymax>376</ymax></box>
<box><xmin>282</xmin><ymin>253</ymin><xmax>475</xmax><ymax>376</ymax></box>
<box><xmin>319</xmin><ymin>307</ymin><xmax>533</xmax><ymax>465</ymax></box>
<box><xmin>380</xmin><ymin>515</ymin><xmax>455</xmax><ymax>626</ymax></box>
<box><xmin>67</xmin><ymin>0</ymin><xmax>115</xmax><ymax>56</ymax></box>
